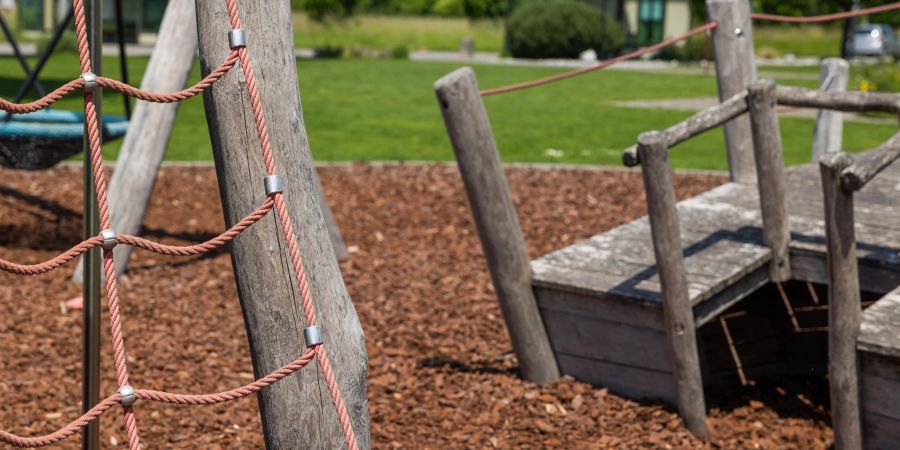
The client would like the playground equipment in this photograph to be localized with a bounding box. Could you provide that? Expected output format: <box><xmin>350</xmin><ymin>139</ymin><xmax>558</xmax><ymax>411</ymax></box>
<box><xmin>437</xmin><ymin>0</ymin><xmax>900</xmax><ymax>447</ymax></box>
<box><xmin>0</xmin><ymin>1</ymin><xmax>131</xmax><ymax>170</ymax></box>
<box><xmin>0</xmin><ymin>0</ymin><xmax>368</xmax><ymax>448</ymax></box>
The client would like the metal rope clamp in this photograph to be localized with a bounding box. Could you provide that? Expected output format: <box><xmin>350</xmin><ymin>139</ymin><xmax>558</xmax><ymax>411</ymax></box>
<box><xmin>100</xmin><ymin>229</ymin><xmax>118</xmax><ymax>250</ymax></box>
<box><xmin>264</xmin><ymin>175</ymin><xmax>283</xmax><ymax>196</ymax></box>
<box><xmin>304</xmin><ymin>326</ymin><xmax>323</xmax><ymax>347</ymax></box>
<box><xmin>81</xmin><ymin>72</ymin><xmax>98</xmax><ymax>93</ymax></box>
<box><xmin>228</xmin><ymin>29</ymin><xmax>247</xmax><ymax>49</ymax></box>
<box><xmin>118</xmin><ymin>384</ymin><xmax>136</xmax><ymax>407</ymax></box>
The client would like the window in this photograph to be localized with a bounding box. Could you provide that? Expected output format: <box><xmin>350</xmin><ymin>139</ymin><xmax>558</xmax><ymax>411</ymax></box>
<box><xmin>637</xmin><ymin>0</ymin><xmax>664</xmax><ymax>45</ymax></box>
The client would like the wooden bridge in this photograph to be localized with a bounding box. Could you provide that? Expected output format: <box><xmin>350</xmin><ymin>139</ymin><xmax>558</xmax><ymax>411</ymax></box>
<box><xmin>437</xmin><ymin>63</ymin><xmax>900</xmax><ymax>448</ymax></box>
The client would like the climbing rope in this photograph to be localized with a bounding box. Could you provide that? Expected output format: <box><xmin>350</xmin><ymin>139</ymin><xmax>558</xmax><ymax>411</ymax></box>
<box><xmin>481</xmin><ymin>1</ymin><xmax>900</xmax><ymax>96</ymax></box>
<box><xmin>0</xmin><ymin>0</ymin><xmax>360</xmax><ymax>448</ymax></box>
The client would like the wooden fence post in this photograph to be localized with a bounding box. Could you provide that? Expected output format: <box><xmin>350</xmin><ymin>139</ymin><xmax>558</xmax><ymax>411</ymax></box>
<box><xmin>747</xmin><ymin>79</ymin><xmax>790</xmax><ymax>281</ymax></box>
<box><xmin>707</xmin><ymin>0</ymin><xmax>757</xmax><ymax>183</ymax></box>
<box><xmin>820</xmin><ymin>152</ymin><xmax>863</xmax><ymax>450</ymax></box>
<box><xmin>194</xmin><ymin>1</ymin><xmax>370</xmax><ymax>448</ymax></box>
<box><xmin>812</xmin><ymin>58</ymin><xmax>849</xmax><ymax>162</ymax></box>
<box><xmin>637</xmin><ymin>131</ymin><xmax>708</xmax><ymax>438</ymax></box>
<box><xmin>434</xmin><ymin>67</ymin><xmax>560</xmax><ymax>383</ymax></box>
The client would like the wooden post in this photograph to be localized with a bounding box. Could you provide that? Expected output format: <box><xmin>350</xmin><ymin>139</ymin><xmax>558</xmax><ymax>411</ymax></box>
<box><xmin>812</xmin><ymin>58</ymin><xmax>849</xmax><ymax>162</ymax></box>
<box><xmin>194</xmin><ymin>1</ymin><xmax>370</xmax><ymax>448</ymax></box>
<box><xmin>820</xmin><ymin>152</ymin><xmax>863</xmax><ymax>450</ymax></box>
<box><xmin>434</xmin><ymin>67</ymin><xmax>560</xmax><ymax>383</ymax></box>
<box><xmin>747</xmin><ymin>79</ymin><xmax>790</xmax><ymax>282</ymax></box>
<box><xmin>707</xmin><ymin>0</ymin><xmax>757</xmax><ymax>183</ymax></box>
<box><xmin>73</xmin><ymin>0</ymin><xmax>346</xmax><ymax>280</ymax></box>
<box><xmin>637</xmin><ymin>131</ymin><xmax>708</xmax><ymax>438</ymax></box>
<box><xmin>72</xmin><ymin>0</ymin><xmax>197</xmax><ymax>281</ymax></box>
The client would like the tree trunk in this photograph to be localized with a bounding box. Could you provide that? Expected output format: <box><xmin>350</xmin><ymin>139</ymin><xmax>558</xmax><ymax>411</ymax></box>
<box><xmin>194</xmin><ymin>1</ymin><xmax>370</xmax><ymax>448</ymax></box>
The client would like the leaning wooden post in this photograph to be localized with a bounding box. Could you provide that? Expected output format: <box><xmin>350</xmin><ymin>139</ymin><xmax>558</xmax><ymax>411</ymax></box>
<box><xmin>707</xmin><ymin>0</ymin><xmax>758</xmax><ymax>183</ymax></box>
<box><xmin>72</xmin><ymin>0</ymin><xmax>197</xmax><ymax>281</ymax></box>
<box><xmin>195</xmin><ymin>1</ymin><xmax>370</xmax><ymax>448</ymax></box>
<box><xmin>747</xmin><ymin>79</ymin><xmax>790</xmax><ymax>281</ymax></box>
<box><xmin>637</xmin><ymin>131</ymin><xmax>708</xmax><ymax>438</ymax></box>
<box><xmin>811</xmin><ymin>58</ymin><xmax>849</xmax><ymax>162</ymax></box>
<box><xmin>820</xmin><ymin>152</ymin><xmax>863</xmax><ymax>450</ymax></box>
<box><xmin>434</xmin><ymin>67</ymin><xmax>560</xmax><ymax>383</ymax></box>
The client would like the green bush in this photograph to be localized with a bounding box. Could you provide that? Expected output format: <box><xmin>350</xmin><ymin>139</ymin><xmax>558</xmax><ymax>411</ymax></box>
<box><xmin>854</xmin><ymin>64</ymin><xmax>900</xmax><ymax>93</ymax></box>
<box><xmin>506</xmin><ymin>0</ymin><xmax>624</xmax><ymax>59</ymax></box>
<box><xmin>657</xmin><ymin>34</ymin><xmax>710</xmax><ymax>61</ymax></box>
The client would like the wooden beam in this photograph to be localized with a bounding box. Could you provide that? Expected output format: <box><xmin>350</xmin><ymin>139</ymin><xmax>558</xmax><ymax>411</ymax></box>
<box><xmin>811</xmin><ymin>58</ymin><xmax>848</xmax><ymax>162</ymax></box>
<box><xmin>434</xmin><ymin>67</ymin><xmax>560</xmax><ymax>383</ymax></box>
<box><xmin>820</xmin><ymin>152</ymin><xmax>862</xmax><ymax>450</ymax></box>
<box><xmin>637</xmin><ymin>131</ymin><xmax>708</xmax><ymax>437</ymax></box>
<box><xmin>622</xmin><ymin>91</ymin><xmax>748</xmax><ymax>167</ymax></box>
<box><xmin>194</xmin><ymin>1</ymin><xmax>370</xmax><ymax>448</ymax></box>
<box><xmin>777</xmin><ymin>86</ymin><xmax>900</xmax><ymax>113</ymax></box>
<box><xmin>747</xmin><ymin>79</ymin><xmax>790</xmax><ymax>281</ymax></box>
<box><xmin>706</xmin><ymin>0</ymin><xmax>757</xmax><ymax>183</ymax></box>
<box><xmin>73</xmin><ymin>0</ymin><xmax>197</xmax><ymax>281</ymax></box>
<box><xmin>840</xmin><ymin>130</ymin><xmax>900</xmax><ymax>191</ymax></box>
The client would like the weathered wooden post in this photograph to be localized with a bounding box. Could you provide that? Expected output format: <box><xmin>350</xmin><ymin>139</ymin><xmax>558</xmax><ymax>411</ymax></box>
<box><xmin>434</xmin><ymin>67</ymin><xmax>560</xmax><ymax>383</ymax></box>
<box><xmin>73</xmin><ymin>0</ymin><xmax>197</xmax><ymax>281</ymax></box>
<box><xmin>195</xmin><ymin>1</ymin><xmax>370</xmax><ymax>448</ymax></box>
<box><xmin>812</xmin><ymin>58</ymin><xmax>849</xmax><ymax>162</ymax></box>
<box><xmin>820</xmin><ymin>152</ymin><xmax>863</xmax><ymax>450</ymax></box>
<box><xmin>707</xmin><ymin>0</ymin><xmax>758</xmax><ymax>183</ymax></box>
<box><xmin>747</xmin><ymin>79</ymin><xmax>790</xmax><ymax>281</ymax></box>
<box><xmin>637</xmin><ymin>131</ymin><xmax>708</xmax><ymax>437</ymax></box>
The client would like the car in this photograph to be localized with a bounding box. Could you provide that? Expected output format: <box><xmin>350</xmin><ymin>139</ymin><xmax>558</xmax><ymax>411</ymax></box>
<box><xmin>852</xmin><ymin>24</ymin><xmax>900</xmax><ymax>57</ymax></box>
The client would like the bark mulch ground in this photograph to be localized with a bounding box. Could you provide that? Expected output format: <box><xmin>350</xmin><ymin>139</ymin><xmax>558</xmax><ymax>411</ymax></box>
<box><xmin>0</xmin><ymin>164</ymin><xmax>833</xmax><ymax>449</ymax></box>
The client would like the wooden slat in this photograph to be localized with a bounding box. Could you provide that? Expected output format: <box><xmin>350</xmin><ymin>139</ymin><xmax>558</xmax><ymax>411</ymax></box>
<box><xmin>555</xmin><ymin>353</ymin><xmax>677</xmax><ymax>405</ymax></box>
<box><xmin>859</xmin><ymin>287</ymin><xmax>900</xmax><ymax>359</ymax></box>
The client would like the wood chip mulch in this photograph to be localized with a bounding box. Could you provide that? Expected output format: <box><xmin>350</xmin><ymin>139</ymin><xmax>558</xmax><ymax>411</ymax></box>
<box><xmin>0</xmin><ymin>164</ymin><xmax>833</xmax><ymax>449</ymax></box>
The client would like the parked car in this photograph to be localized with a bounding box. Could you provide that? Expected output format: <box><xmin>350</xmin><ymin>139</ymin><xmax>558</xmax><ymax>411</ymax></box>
<box><xmin>852</xmin><ymin>24</ymin><xmax>900</xmax><ymax>57</ymax></box>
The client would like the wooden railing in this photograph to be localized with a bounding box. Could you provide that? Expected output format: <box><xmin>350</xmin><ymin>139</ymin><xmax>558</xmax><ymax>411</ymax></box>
<box><xmin>820</xmin><ymin>130</ymin><xmax>900</xmax><ymax>449</ymax></box>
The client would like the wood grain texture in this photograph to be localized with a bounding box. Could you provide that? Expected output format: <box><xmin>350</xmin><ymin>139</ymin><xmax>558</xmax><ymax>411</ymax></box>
<box><xmin>622</xmin><ymin>91</ymin><xmax>749</xmax><ymax>167</ymax></box>
<box><xmin>859</xmin><ymin>353</ymin><xmax>900</xmax><ymax>450</ymax></box>
<box><xmin>73</xmin><ymin>0</ymin><xmax>197</xmax><ymax>281</ymax></box>
<box><xmin>859</xmin><ymin>287</ymin><xmax>900</xmax><ymax>360</ymax></box>
<box><xmin>776</xmin><ymin>86</ymin><xmax>900</xmax><ymax>113</ymax></box>
<box><xmin>434</xmin><ymin>67</ymin><xmax>560</xmax><ymax>383</ymax></box>
<box><xmin>841</xmin><ymin>130</ymin><xmax>900</xmax><ymax>191</ymax></box>
<box><xmin>707</xmin><ymin>0</ymin><xmax>757</xmax><ymax>183</ymax></box>
<box><xmin>194</xmin><ymin>1</ymin><xmax>370</xmax><ymax>448</ymax></box>
<box><xmin>747</xmin><ymin>79</ymin><xmax>790</xmax><ymax>281</ymax></box>
<box><xmin>820</xmin><ymin>152</ymin><xmax>862</xmax><ymax>450</ymax></box>
<box><xmin>637</xmin><ymin>131</ymin><xmax>708</xmax><ymax>437</ymax></box>
<box><xmin>811</xmin><ymin>58</ymin><xmax>848</xmax><ymax>162</ymax></box>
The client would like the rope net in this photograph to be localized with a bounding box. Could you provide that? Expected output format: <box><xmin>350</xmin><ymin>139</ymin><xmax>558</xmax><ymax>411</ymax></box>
<box><xmin>0</xmin><ymin>0</ymin><xmax>359</xmax><ymax>449</ymax></box>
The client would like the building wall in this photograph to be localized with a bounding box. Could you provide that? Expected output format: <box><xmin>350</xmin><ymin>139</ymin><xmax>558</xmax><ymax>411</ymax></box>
<box><xmin>663</xmin><ymin>0</ymin><xmax>691</xmax><ymax>39</ymax></box>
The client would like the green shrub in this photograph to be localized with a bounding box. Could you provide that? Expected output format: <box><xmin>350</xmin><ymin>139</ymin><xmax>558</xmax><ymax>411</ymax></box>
<box><xmin>301</xmin><ymin>0</ymin><xmax>358</xmax><ymax>22</ymax></box>
<box><xmin>657</xmin><ymin>34</ymin><xmax>710</xmax><ymax>61</ymax></box>
<box><xmin>506</xmin><ymin>0</ymin><xmax>624</xmax><ymax>59</ymax></box>
<box><xmin>854</xmin><ymin>64</ymin><xmax>900</xmax><ymax>93</ymax></box>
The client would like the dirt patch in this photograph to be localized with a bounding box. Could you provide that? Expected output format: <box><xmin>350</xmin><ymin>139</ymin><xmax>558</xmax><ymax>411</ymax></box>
<box><xmin>0</xmin><ymin>164</ymin><xmax>832</xmax><ymax>448</ymax></box>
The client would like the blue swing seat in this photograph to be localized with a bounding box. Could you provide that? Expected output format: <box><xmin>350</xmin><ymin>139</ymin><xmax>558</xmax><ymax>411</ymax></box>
<box><xmin>0</xmin><ymin>109</ymin><xmax>129</xmax><ymax>170</ymax></box>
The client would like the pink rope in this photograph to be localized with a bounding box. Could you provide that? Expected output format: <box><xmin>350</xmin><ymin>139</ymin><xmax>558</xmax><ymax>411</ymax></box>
<box><xmin>0</xmin><ymin>0</ymin><xmax>361</xmax><ymax>447</ymax></box>
<box><xmin>751</xmin><ymin>2</ymin><xmax>900</xmax><ymax>23</ymax></box>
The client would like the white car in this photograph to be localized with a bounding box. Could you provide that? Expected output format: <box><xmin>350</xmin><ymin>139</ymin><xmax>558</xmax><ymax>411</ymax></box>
<box><xmin>852</xmin><ymin>24</ymin><xmax>900</xmax><ymax>57</ymax></box>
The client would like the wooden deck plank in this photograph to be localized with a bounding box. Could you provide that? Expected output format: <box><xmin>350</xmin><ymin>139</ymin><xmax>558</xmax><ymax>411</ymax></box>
<box><xmin>532</xmin><ymin>159</ymin><xmax>900</xmax><ymax>323</ymax></box>
<box><xmin>859</xmin><ymin>287</ymin><xmax>900</xmax><ymax>359</ymax></box>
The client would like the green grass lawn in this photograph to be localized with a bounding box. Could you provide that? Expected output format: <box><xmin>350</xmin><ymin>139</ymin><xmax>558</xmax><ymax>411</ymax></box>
<box><xmin>753</xmin><ymin>25</ymin><xmax>844</xmax><ymax>58</ymax></box>
<box><xmin>0</xmin><ymin>54</ymin><xmax>895</xmax><ymax>171</ymax></box>
<box><xmin>292</xmin><ymin>13</ymin><xmax>505</xmax><ymax>53</ymax></box>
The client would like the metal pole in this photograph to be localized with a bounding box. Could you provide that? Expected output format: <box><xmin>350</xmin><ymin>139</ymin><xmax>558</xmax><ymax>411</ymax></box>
<box><xmin>113</xmin><ymin>0</ymin><xmax>131</xmax><ymax>119</ymax></box>
<box><xmin>10</xmin><ymin>8</ymin><xmax>74</xmax><ymax>104</ymax></box>
<box><xmin>0</xmin><ymin>12</ymin><xmax>48</xmax><ymax>97</ymax></box>
<box><xmin>82</xmin><ymin>0</ymin><xmax>102</xmax><ymax>448</ymax></box>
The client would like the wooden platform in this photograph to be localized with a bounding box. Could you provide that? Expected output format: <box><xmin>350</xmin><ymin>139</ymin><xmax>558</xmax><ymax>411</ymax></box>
<box><xmin>532</xmin><ymin>161</ymin><xmax>900</xmax><ymax>403</ymax></box>
<box><xmin>859</xmin><ymin>286</ymin><xmax>900</xmax><ymax>449</ymax></box>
